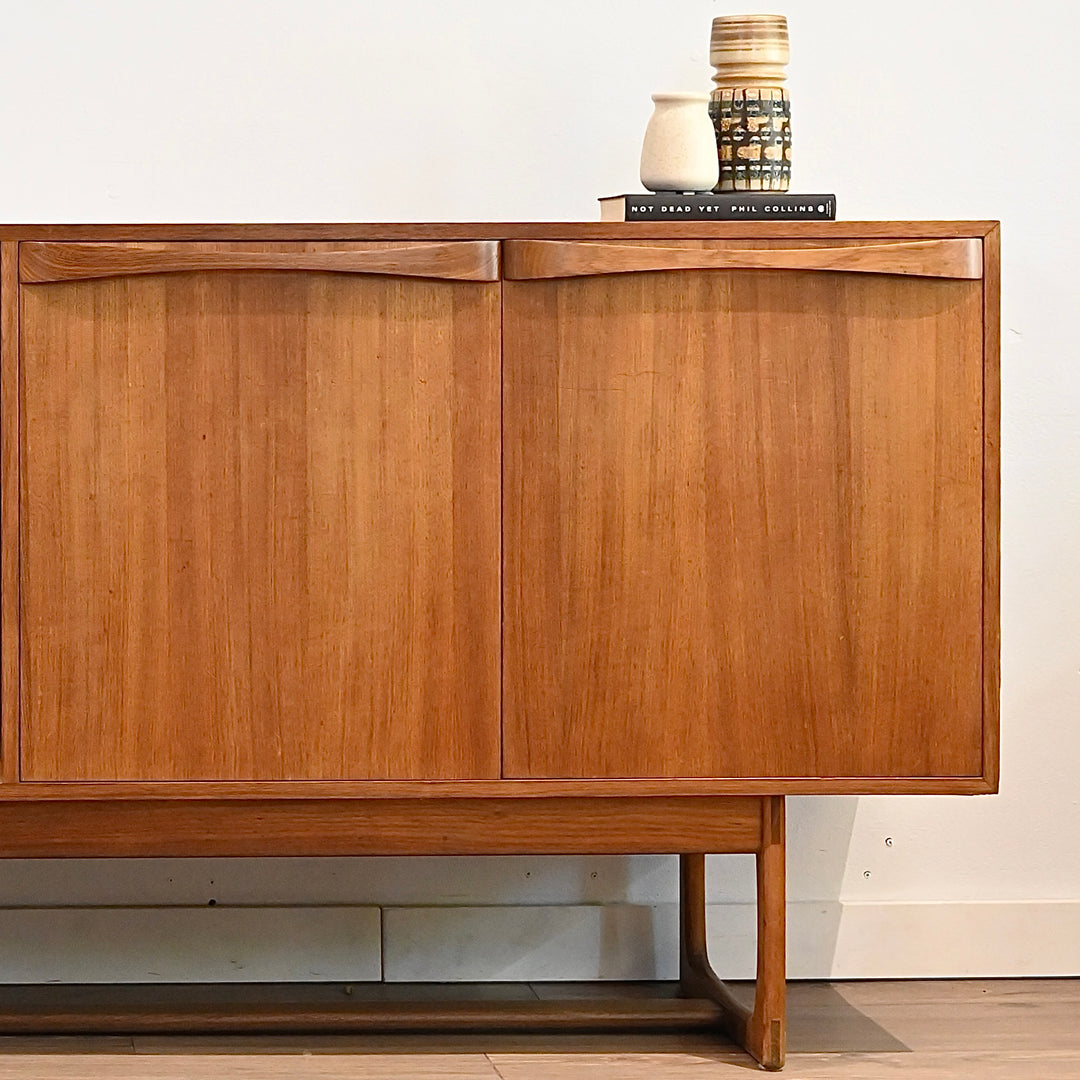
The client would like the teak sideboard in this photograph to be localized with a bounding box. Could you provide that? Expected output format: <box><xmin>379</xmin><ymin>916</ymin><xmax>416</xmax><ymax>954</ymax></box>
<box><xmin>0</xmin><ymin>222</ymin><xmax>999</xmax><ymax>1069</ymax></box>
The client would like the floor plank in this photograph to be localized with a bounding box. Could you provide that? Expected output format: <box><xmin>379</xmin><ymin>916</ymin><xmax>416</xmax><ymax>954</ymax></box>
<box><xmin>778</xmin><ymin>1050</ymin><xmax>1080</xmax><ymax>1080</ymax></box>
<box><xmin>0</xmin><ymin>980</ymin><xmax>1075</xmax><ymax>1077</ymax></box>
<box><xmin>0</xmin><ymin>1057</ymin><xmax>501</xmax><ymax>1080</ymax></box>
<box><xmin>485</xmin><ymin>1051</ymin><xmax>753</xmax><ymax>1079</ymax></box>
<box><xmin>833</xmin><ymin>998</ymin><xmax>1080</xmax><ymax>1053</ymax></box>
<box><xmin>488</xmin><ymin>1049</ymin><xmax>1080</xmax><ymax>1080</ymax></box>
<box><xmin>835</xmin><ymin>977</ymin><xmax>1080</xmax><ymax>1006</ymax></box>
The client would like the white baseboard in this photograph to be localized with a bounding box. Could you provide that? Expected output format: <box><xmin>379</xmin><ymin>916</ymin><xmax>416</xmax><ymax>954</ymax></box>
<box><xmin>1</xmin><ymin>900</ymin><xmax>1077</xmax><ymax>982</ymax></box>
<box><xmin>0</xmin><ymin>907</ymin><xmax>382</xmax><ymax>983</ymax></box>
<box><xmin>380</xmin><ymin>900</ymin><xmax>1080</xmax><ymax>981</ymax></box>
<box><xmin>824</xmin><ymin>899</ymin><xmax>1080</xmax><ymax>978</ymax></box>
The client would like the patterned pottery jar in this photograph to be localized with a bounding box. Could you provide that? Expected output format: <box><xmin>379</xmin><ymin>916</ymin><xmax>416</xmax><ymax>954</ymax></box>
<box><xmin>709</xmin><ymin>14</ymin><xmax>792</xmax><ymax>192</ymax></box>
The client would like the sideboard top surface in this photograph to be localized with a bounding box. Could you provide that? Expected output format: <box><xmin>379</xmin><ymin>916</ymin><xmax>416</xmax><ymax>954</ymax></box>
<box><xmin>0</xmin><ymin>221</ymin><xmax>998</xmax><ymax>242</ymax></box>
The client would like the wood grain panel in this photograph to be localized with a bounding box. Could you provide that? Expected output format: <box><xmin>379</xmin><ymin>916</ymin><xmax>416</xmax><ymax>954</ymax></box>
<box><xmin>0</xmin><ymin>796</ymin><xmax>764</xmax><ymax>856</ymax></box>
<box><xmin>20</xmin><ymin>241</ymin><xmax>500</xmax><ymax>283</ymax></box>
<box><xmin>981</xmin><ymin>224</ymin><xmax>1001</xmax><ymax>793</ymax></box>
<box><xmin>19</xmin><ymin>258</ymin><xmax>500</xmax><ymax>781</ymax></box>
<box><xmin>503</xmin><ymin>268</ymin><xmax>985</xmax><ymax>779</ymax></box>
<box><xmin>503</xmin><ymin>238</ymin><xmax>983</xmax><ymax>280</ymax></box>
<box><xmin>0</xmin><ymin>775</ymin><xmax>997</xmax><ymax>801</ymax></box>
<box><xmin>0</xmin><ymin>243</ymin><xmax>18</xmax><ymax>783</ymax></box>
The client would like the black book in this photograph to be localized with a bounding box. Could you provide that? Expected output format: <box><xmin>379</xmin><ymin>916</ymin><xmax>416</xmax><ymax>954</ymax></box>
<box><xmin>599</xmin><ymin>192</ymin><xmax>836</xmax><ymax>222</ymax></box>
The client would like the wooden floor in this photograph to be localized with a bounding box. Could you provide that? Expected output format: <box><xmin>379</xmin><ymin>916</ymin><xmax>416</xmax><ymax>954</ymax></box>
<box><xmin>0</xmin><ymin>980</ymin><xmax>1077</xmax><ymax>1078</ymax></box>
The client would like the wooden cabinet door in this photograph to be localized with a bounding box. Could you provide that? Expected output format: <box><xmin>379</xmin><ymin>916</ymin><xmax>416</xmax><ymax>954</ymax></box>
<box><xmin>19</xmin><ymin>241</ymin><xmax>500</xmax><ymax>781</ymax></box>
<box><xmin>502</xmin><ymin>238</ymin><xmax>990</xmax><ymax>781</ymax></box>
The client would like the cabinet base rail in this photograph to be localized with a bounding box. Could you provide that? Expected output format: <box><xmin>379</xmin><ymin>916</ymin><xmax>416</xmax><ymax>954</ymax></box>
<box><xmin>0</xmin><ymin>798</ymin><xmax>786</xmax><ymax>1070</ymax></box>
<box><xmin>0</xmin><ymin>997</ymin><xmax>725</xmax><ymax>1033</ymax></box>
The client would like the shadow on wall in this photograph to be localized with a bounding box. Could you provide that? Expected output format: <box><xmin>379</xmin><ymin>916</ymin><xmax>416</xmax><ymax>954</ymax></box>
<box><xmin>785</xmin><ymin>795</ymin><xmax>860</xmax><ymax>978</ymax></box>
<box><xmin>593</xmin><ymin>794</ymin><xmax>861</xmax><ymax>980</ymax></box>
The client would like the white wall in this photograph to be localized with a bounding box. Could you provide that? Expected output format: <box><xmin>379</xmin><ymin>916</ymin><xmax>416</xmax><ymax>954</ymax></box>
<box><xmin>0</xmin><ymin>0</ymin><xmax>1077</xmax><ymax>980</ymax></box>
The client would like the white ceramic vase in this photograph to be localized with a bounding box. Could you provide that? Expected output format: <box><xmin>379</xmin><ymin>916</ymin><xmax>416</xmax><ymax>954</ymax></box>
<box><xmin>639</xmin><ymin>92</ymin><xmax>719</xmax><ymax>193</ymax></box>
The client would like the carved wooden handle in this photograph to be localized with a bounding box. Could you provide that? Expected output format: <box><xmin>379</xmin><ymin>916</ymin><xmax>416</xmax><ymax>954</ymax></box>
<box><xmin>20</xmin><ymin>241</ymin><xmax>501</xmax><ymax>283</ymax></box>
<box><xmin>503</xmin><ymin>239</ymin><xmax>983</xmax><ymax>280</ymax></box>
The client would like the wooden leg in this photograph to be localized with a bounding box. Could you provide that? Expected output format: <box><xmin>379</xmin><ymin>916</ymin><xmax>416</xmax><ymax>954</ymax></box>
<box><xmin>750</xmin><ymin>795</ymin><xmax>787</xmax><ymax>1069</ymax></box>
<box><xmin>679</xmin><ymin>795</ymin><xmax>786</xmax><ymax>1070</ymax></box>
